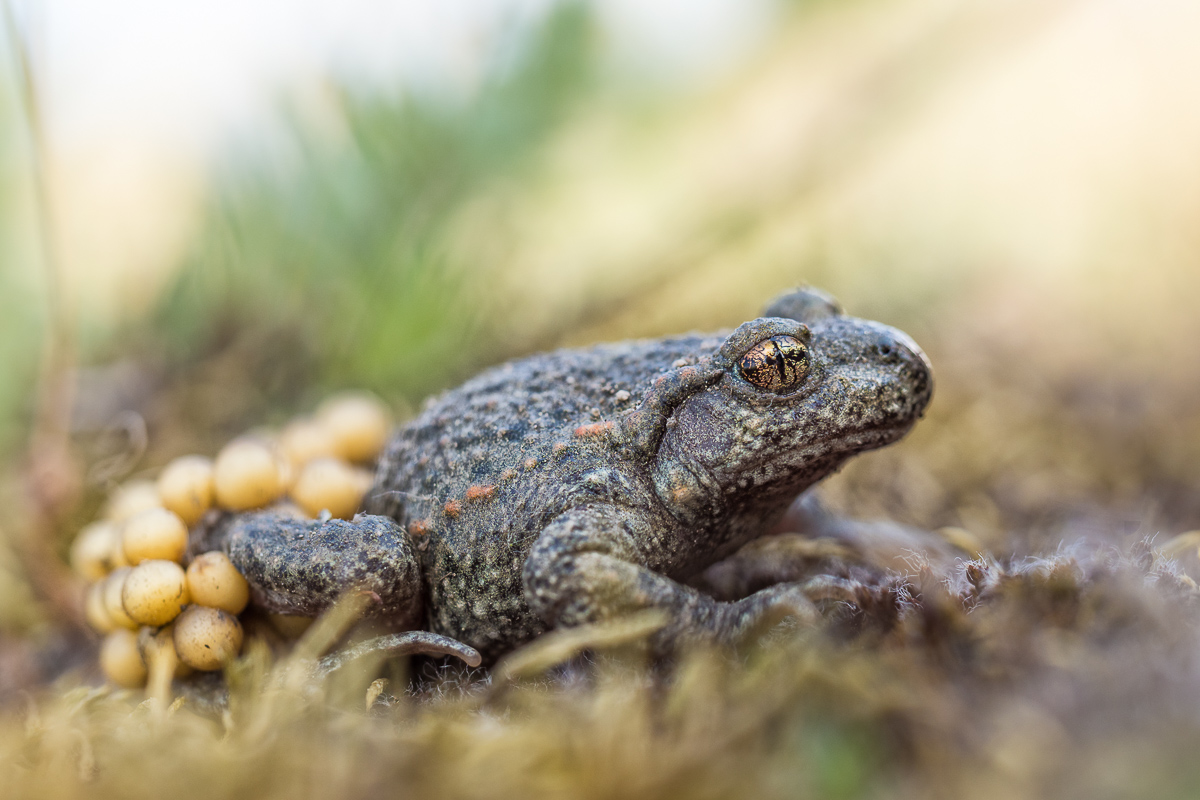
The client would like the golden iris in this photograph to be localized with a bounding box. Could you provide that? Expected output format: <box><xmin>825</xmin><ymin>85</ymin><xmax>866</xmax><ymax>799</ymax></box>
<box><xmin>737</xmin><ymin>335</ymin><xmax>809</xmax><ymax>393</ymax></box>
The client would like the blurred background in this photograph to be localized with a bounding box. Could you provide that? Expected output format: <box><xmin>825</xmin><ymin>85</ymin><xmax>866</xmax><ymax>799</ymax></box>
<box><xmin>1</xmin><ymin>0</ymin><xmax>1199</xmax><ymax>658</ymax></box>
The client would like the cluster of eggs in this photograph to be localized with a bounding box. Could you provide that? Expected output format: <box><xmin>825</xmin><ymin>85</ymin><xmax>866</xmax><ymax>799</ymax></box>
<box><xmin>68</xmin><ymin>392</ymin><xmax>392</xmax><ymax>689</ymax></box>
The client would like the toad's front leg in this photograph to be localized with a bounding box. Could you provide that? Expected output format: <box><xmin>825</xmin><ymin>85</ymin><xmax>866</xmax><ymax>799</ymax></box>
<box><xmin>522</xmin><ymin>506</ymin><xmax>818</xmax><ymax>651</ymax></box>
<box><xmin>221</xmin><ymin>512</ymin><xmax>482</xmax><ymax>667</ymax></box>
<box><xmin>223</xmin><ymin>512</ymin><xmax>425</xmax><ymax>628</ymax></box>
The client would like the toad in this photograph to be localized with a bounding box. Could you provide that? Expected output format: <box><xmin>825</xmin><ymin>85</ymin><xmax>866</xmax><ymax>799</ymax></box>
<box><xmin>216</xmin><ymin>288</ymin><xmax>933</xmax><ymax>666</ymax></box>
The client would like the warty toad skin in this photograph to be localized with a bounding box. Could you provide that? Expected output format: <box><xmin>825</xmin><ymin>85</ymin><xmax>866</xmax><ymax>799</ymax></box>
<box><xmin>216</xmin><ymin>288</ymin><xmax>933</xmax><ymax>665</ymax></box>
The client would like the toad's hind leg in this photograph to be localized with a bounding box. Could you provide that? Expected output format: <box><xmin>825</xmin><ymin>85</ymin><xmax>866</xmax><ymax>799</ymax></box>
<box><xmin>523</xmin><ymin>506</ymin><xmax>819</xmax><ymax>652</ymax></box>
<box><xmin>223</xmin><ymin>512</ymin><xmax>425</xmax><ymax>630</ymax></box>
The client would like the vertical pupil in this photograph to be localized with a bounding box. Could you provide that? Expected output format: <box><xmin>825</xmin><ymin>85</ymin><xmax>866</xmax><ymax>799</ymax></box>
<box><xmin>768</xmin><ymin>339</ymin><xmax>789</xmax><ymax>385</ymax></box>
<box><xmin>740</xmin><ymin>335</ymin><xmax>807</xmax><ymax>392</ymax></box>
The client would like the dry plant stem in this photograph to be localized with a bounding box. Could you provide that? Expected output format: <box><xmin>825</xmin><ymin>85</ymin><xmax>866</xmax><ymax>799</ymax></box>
<box><xmin>145</xmin><ymin>647</ymin><xmax>175</xmax><ymax>710</ymax></box>
<box><xmin>3</xmin><ymin>1</ymin><xmax>85</xmax><ymax>630</ymax></box>
<box><xmin>314</xmin><ymin>632</ymin><xmax>482</xmax><ymax>676</ymax></box>
<box><xmin>490</xmin><ymin>611</ymin><xmax>667</xmax><ymax>688</ymax></box>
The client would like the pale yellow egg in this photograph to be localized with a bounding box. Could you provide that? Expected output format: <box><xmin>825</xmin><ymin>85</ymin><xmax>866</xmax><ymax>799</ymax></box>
<box><xmin>186</xmin><ymin>551</ymin><xmax>250</xmax><ymax>615</ymax></box>
<box><xmin>318</xmin><ymin>392</ymin><xmax>391</xmax><ymax>463</ymax></box>
<box><xmin>102</xmin><ymin>568</ymin><xmax>139</xmax><ymax>630</ymax></box>
<box><xmin>157</xmin><ymin>455</ymin><xmax>215</xmax><ymax>527</ymax></box>
<box><xmin>213</xmin><ymin>439</ymin><xmax>287</xmax><ymax>511</ymax></box>
<box><xmin>70</xmin><ymin>521</ymin><xmax>119</xmax><ymax>581</ymax></box>
<box><xmin>173</xmin><ymin>606</ymin><xmax>244</xmax><ymax>671</ymax></box>
<box><xmin>289</xmin><ymin>457</ymin><xmax>373</xmax><ymax>520</ymax></box>
<box><xmin>104</xmin><ymin>480</ymin><xmax>162</xmax><ymax>523</ymax></box>
<box><xmin>279</xmin><ymin>416</ymin><xmax>338</xmax><ymax>471</ymax></box>
<box><xmin>84</xmin><ymin>581</ymin><xmax>116</xmax><ymax>633</ymax></box>
<box><xmin>99</xmin><ymin>629</ymin><xmax>146</xmax><ymax>688</ymax></box>
<box><xmin>122</xmin><ymin>507</ymin><xmax>189</xmax><ymax>565</ymax></box>
<box><xmin>122</xmin><ymin>560</ymin><xmax>191</xmax><ymax>626</ymax></box>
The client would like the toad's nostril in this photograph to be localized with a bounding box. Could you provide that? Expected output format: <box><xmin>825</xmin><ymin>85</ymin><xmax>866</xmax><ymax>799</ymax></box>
<box><xmin>891</xmin><ymin>330</ymin><xmax>932</xmax><ymax>375</ymax></box>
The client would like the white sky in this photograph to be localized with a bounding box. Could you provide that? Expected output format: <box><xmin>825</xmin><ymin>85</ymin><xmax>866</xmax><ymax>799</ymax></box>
<box><xmin>28</xmin><ymin>0</ymin><xmax>775</xmax><ymax>156</ymax></box>
<box><xmin>0</xmin><ymin>0</ymin><xmax>776</xmax><ymax>320</ymax></box>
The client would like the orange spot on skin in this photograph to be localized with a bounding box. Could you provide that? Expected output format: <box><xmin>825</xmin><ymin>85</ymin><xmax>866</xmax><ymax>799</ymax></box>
<box><xmin>500</xmin><ymin>468</ymin><xmax>517</xmax><ymax>481</ymax></box>
<box><xmin>443</xmin><ymin>500</ymin><xmax>462</xmax><ymax>518</ymax></box>
<box><xmin>523</xmin><ymin>458</ymin><xmax>538</xmax><ymax>471</ymax></box>
<box><xmin>466</xmin><ymin>484</ymin><xmax>496</xmax><ymax>502</ymax></box>
<box><xmin>573</xmin><ymin>421</ymin><xmax>614</xmax><ymax>438</ymax></box>
<box><xmin>408</xmin><ymin>519</ymin><xmax>430</xmax><ymax>537</ymax></box>
<box><xmin>553</xmin><ymin>442</ymin><xmax>569</xmax><ymax>454</ymax></box>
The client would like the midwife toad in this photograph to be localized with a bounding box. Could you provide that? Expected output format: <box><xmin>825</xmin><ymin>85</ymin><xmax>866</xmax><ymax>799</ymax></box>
<box><xmin>216</xmin><ymin>288</ymin><xmax>933</xmax><ymax>665</ymax></box>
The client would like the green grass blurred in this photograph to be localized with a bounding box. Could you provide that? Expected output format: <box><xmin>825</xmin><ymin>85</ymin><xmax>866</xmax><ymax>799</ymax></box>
<box><xmin>0</xmin><ymin>59</ymin><xmax>44</xmax><ymax>456</ymax></box>
<box><xmin>151</xmin><ymin>3</ymin><xmax>597</xmax><ymax>407</ymax></box>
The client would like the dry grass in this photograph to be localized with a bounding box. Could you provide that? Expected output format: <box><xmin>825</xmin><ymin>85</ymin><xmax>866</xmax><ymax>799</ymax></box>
<box><xmin>6</xmin><ymin>538</ymin><xmax>1200</xmax><ymax>800</ymax></box>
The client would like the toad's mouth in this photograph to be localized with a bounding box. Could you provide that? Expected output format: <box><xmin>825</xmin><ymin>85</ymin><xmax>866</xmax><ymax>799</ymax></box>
<box><xmin>790</xmin><ymin>370</ymin><xmax>932</xmax><ymax>445</ymax></box>
<box><xmin>825</xmin><ymin>421</ymin><xmax>917</xmax><ymax>459</ymax></box>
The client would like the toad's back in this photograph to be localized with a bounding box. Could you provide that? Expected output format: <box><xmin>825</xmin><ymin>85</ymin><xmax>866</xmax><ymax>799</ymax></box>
<box><xmin>367</xmin><ymin>332</ymin><xmax>725</xmax><ymax>522</ymax></box>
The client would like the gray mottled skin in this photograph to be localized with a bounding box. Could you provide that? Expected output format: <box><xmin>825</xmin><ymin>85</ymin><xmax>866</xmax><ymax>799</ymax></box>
<box><xmin>220</xmin><ymin>289</ymin><xmax>933</xmax><ymax>663</ymax></box>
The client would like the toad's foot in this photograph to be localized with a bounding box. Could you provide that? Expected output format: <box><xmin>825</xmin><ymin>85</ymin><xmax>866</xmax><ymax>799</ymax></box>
<box><xmin>222</xmin><ymin>512</ymin><xmax>425</xmax><ymax>630</ymax></box>
<box><xmin>778</xmin><ymin>493</ymin><xmax>964</xmax><ymax>572</ymax></box>
<box><xmin>691</xmin><ymin>533</ymin><xmax>860</xmax><ymax>601</ymax></box>
<box><xmin>315</xmin><ymin>631</ymin><xmax>482</xmax><ymax>675</ymax></box>
<box><xmin>522</xmin><ymin>506</ymin><xmax>818</xmax><ymax>653</ymax></box>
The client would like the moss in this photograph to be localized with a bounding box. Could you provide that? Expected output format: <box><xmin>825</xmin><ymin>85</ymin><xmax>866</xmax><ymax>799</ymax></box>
<box><xmin>2</xmin><ymin>539</ymin><xmax>1199</xmax><ymax>800</ymax></box>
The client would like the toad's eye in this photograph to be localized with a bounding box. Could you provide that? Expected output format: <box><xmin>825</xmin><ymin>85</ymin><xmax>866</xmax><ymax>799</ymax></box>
<box><xmin>738</xmin><ymin>335</ymin><xmax>809</xmax><ymax>394</ymax></box>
